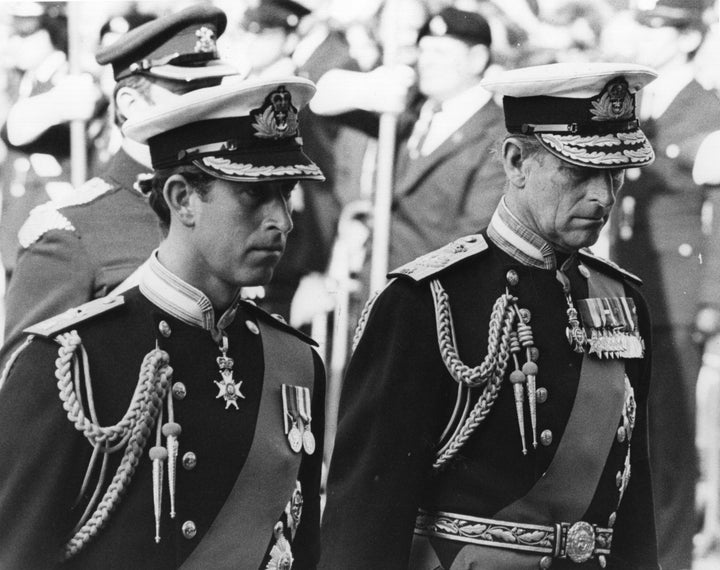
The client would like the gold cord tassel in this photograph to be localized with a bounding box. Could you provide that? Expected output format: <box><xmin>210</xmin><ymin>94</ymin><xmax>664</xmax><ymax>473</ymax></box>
<box><xmin>517</xmin><ymin>319</ymin><xmax>539</xmax><ymax>449</ymax></box>
<box><xmin>509</xmin><ymin>332</ymin><xmax>527</xmax><ymax>455</ymax></box>
<box><xmin>149</xmin><ymin>412</ymin><xmax>167</xmax><ymax>543</ymax></box>
<box><xmin>163</xmin><ymin>389</ymin><xmax>181</xmax><ymax>518</ymax></box>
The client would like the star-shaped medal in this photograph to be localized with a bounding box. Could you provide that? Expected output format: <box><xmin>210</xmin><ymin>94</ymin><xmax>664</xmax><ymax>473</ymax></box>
<box><xmin>214</xmin><ymin>368</ymin><xmax>245</xmax><ymax>410</ymax></box>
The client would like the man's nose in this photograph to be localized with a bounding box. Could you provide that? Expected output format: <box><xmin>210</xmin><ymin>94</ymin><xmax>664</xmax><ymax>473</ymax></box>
<box><xmin>265</xmin><ymin>191</ymin><xmax>293</xmax><ymax>233</ymax></box>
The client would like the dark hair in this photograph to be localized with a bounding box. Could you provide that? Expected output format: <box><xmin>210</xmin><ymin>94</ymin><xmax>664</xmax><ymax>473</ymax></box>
<box><xmin>136</xmin><ymin>164</ymin><xmax>216</xmax><ymax>233</ymax></box>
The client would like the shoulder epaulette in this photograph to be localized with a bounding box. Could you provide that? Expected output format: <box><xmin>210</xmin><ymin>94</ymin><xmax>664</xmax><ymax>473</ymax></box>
<box><xmin>241</xmin><ymin>300</ymin><xmax>318</xmax><ymax>347</ymax></box>
<box><xmin>389</xmin><ymin>234</ymin><xmax>489</xmax><ymax>282</ymax></box>
<box><xmin>24</xmin><ymin>295</ymin><xmax>125</xmax><ymax>338</ymax></box>
<box><xmin>578</xmin><ymin>249</ymin><xmax>642</xmax><ymax>285</ymax></box>
<box><xmin>18</xmin><ymin>177</ymin><xmax>114</xmax><ymax>249</ymax></box>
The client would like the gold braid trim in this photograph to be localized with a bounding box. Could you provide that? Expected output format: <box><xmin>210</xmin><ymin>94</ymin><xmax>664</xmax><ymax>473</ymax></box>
<box><xmin>54</xmin><ymin>331</ymin><xmax>173</xmax><ymax>560</ymax></box>
<box><xmin>430</xmin><ymin>280</ymin><xmax>518</xmax><ymax>469</ymax></box>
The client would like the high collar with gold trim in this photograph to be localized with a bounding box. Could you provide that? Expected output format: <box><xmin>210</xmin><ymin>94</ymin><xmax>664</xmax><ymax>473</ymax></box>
<box><xmin>487</xmin><ymin>198</ymin><xmax>558</xmax><ymax>270</ymax></box>
<box><xmin>139</xmin><ymin>250</ymin><xmax>241</xmax><ymax>333</ymax></box>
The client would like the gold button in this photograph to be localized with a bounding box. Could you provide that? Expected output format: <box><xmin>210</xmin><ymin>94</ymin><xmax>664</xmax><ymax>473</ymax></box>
<box><xmin>181</xmin><ymin>520</ymin><xmax>197</xmax><ymax>539</ymax></box>
<box><xmin>617</xmin><ymin>426</ymin><xmax>626</xmax><ymax>443</ymax></box>
<box><xmin>182</xmin><ymin>451</ymin><xmax>197</xmax><ymax>470</ymax></box>
<box><xmin>539</xmin><ymin>555</ymin><xmax>553</xmax><ymax>568</ymax></box>
<box><xmin>536</xmin><ymin>387</ymin><xmax>548</xmax><ymax>404</ymax></box>
<box><xmin>608</xmin><ymin>511</ymin><xmax>617</xmax><ymax>527</ymax></box>
<box><xmin>158</xmin><ymin>320</ymin><xmax>172</xmax><ymax>338</ymax></box>
<box><xmin>172</xmin><ymin>382</ymin><xmax>187</xmax><ymax>400</ymax></box>
<box><xmin>246</xmin><ymin>320</ymin><xmax>259</xmax><ymax>335</ymax></box>
<box><xmin>506</xmin><ymin>270</ymin><xmax>519</xmax><ymax>286</ymax></box>
<box><xmin>540</xmin><ymin>429</ymin><xmax>553</xmax><ymax>446</ymax></box>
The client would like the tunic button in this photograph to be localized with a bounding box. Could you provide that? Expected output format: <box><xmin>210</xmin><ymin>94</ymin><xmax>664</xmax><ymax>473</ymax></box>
<box><xmin>246</xmin><ymin>320</ymin><xmax>259</xmax><ymax>335</ymax></box>
<box><xmin>506</xmin><ymin>270</ymin><xmax>519</xmax><ymax>286</ymax></box>
<box><xmin>539</xmin><ymin>555</ymin><xmax>553</xmax><ymax>568</ymax></box>
<box><xmin>536</xmin><ymin>387</ymin><xmax>548</xmax><ymax>404</ymax></box>
<box><xmin>678</xmin><ymin>243</ymin><xmax>693</xmax><ymax>257</ymax></box>
<box><xmin>172</xmin><ymin>382</ymin><xmax>187</xmax><ymax>400</ymax></box>
<box><xmin>616</xmin><ymin>426</ymin><xmax>627</xmax><ymax>443</ymax></box>
<box><xmin>540</xmin><ymin>429</ymin><xmax>553</xmax><ymax>446</ymax></box>
<box><xmin>529</xmin><ymin>347</ymin><xmax>540</xmax><ymax>362</ymax></box>
<box><xmin>616</xmin><ymin>471</ymin><xmax>623</xmax><ymax>488</ymax></box>
<box><xmin>158</xmin><ymin>320</ymin><xmax>172</xmax><ymax>338</ymax></box>
<box><xmin>608</xmin><ymin>511</ymin><xmax>617</xmax><ymax>527</ymax></box>
<box><xmin>181</xmin><ymin>520</ymin><xmax>197</xmax><ymax>539</ymax></box>
<box><xmin>182</xmin><ymin>451</ymin><xmax>197</xmax><ymax>470</ymax></box>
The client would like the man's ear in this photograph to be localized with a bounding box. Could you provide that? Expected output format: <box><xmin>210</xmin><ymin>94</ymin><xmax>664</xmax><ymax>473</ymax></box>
<box><xmin>115</xmin><ymin>86</ymin><xmax>150</xmax><ymax>123</ymax></box>
<box><xmin>163</xmin><ymin>174</ymin><xmax>195</xmax><ymax>227</ymax></box>
<box><xmin>502</xmin><ymin>137</ymin><xmax>529</xmax><ymax>188</ymax></box>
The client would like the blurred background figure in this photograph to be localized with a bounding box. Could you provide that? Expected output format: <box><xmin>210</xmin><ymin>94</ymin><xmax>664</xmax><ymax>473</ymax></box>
<box><xmin>235</xmin><ymin>0</ymin><xmax>310</xmax><ymax>79</ymax></box>
<box><xmin>1</xmin><ymin>4</ymin><xmax>240</xmax><ymax>354</ymax></box>
<box><xmin>311</xmin><ymin>4</ymin><xmax>505</xmax><ymax>281</ymax></box>
<box><xmin>0</xmin><ymin>1</ymin><xmax>105</xmax><ymax>285</ymax></box>
<box><xmin>605</xmin><ymin>1</ymin><xmax>720</xmax><ymax>568</ymax></box>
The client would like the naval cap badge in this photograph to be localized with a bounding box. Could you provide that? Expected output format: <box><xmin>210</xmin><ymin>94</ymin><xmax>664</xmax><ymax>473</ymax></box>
<box><xmin>590</xmin><ymin>78</ymin><xmax>634</xmax><ymax>122</ymax></box>
<box><xmin>251</xmin><ymin>86</ymin><xmax>299</xmax><ymax>140</ymax></box>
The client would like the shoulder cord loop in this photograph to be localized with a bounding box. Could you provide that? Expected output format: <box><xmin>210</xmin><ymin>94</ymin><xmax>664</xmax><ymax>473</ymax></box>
<box><xmin>54</xmin><ymin>330</ymin><xmax>172</xmax><ymax>560</ymax></box>
<box><xmin>351</xmin><ymin>286</ymin><xmax>386</xmax><ymax>353</ymax></box>
<box><xmin>430</xmin><ymin>279</ymin><xmax>520</xmax><ymax>469</ymax></box>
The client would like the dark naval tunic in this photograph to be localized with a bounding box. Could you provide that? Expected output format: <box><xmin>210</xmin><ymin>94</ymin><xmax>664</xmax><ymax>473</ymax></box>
<box><xmin>3</xmin><ymin>149</ymin><xmax>162</xmax><ymax>351</ymax></box>
<box><xmin>0</xmin><ymin>252</ymin><xmax>325</xmax><ymax>569</ymax></box>
<box><xmin>320</xmin><ymin>199</ymin><xmax>657</xmax><ymax>569</ymax></box>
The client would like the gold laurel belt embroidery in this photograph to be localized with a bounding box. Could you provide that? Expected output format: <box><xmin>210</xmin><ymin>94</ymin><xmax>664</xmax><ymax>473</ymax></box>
<box><xmin>415</xmin><ymin>509</ymin><xmax>613</xmax><ymax>564</ymax></box>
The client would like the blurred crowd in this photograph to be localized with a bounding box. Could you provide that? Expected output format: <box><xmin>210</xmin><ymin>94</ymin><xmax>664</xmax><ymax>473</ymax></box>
<box><xmin>0</xmin><ymin>1</ymin><xmax>720</xmax><ymax>569</ymax></box>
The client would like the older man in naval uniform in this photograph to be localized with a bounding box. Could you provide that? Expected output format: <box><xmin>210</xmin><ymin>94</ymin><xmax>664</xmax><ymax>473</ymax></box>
<box><xmin>0</xmin><ymin>77</ymin><xmax>325</xmax><ymax>569</ymax></box>
<box><xmin>320</xmin><ymin>62</ymin><xmax>660</xmax><ymax>569</ymax></box>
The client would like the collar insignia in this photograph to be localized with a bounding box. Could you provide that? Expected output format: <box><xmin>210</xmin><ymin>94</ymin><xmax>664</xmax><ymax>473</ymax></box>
<box><xmin>251</xmin><ymin>86</ymin><xmax>299</xmax><ymax>140</ymax></box>
<box><xmin>194</xmin><ymin>26</ymin><xmax>217</xmax><ymax>54</ymax></box>
<box><xmin>591</xmin><ymin>78</ymin><xmax>634</xmax><ymax>122</ymax></box>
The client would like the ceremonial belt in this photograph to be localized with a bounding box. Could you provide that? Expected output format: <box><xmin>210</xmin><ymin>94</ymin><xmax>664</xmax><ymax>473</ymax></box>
<box><xmin>181</xmin><ymin>321</ymin><xmax>314</xmax><ymax>569</ymax></box>
<box><xmin>415</xmin><ymin>509</ymin><xmax>613</xmax><ymax>563</ymax></box>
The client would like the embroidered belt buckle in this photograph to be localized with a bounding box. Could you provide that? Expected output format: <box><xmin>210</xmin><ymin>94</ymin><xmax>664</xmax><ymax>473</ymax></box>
<box><xmin>414</xmin><ymin>509</ymin><xmax>613</xmax><ymax>564</ymax></box>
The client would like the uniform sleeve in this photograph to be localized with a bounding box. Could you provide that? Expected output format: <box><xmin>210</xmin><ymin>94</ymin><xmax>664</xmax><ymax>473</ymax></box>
<box><xmin>292</xmin><ymin>349</ymin><xmax>326</xmax><ymax>570</ymax></box>
<box><xmin>0</xmin><ymin>337</ymin><xmax>87</xmax><ymax>568</ymax></box>
<box><xmin>319</xmin><ymin>280</ymin><xmax>450</xmax><ymax>570</ymax></box>
<box><xmin>611</xmin><ymin>288</ymin><xmax>660</xmax><ymax>569</ymax></box>
<box><xmin>4</xmin><ymin>229</ymin><xmax>95</xmax><ymax>347</ymax></box>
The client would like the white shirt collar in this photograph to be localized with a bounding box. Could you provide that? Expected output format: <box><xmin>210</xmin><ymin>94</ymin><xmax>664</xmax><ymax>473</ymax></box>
<box><xmin>139</xmin><ymin>250</ymin><xmax>242</xmax><ymax>332</ymax></box>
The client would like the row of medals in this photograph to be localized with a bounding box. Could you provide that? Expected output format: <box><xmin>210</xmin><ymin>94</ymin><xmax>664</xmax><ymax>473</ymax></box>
<box><xmin>282</xmin><ymin>384</ymin><xmax>316</xmax><ymax>455</ymax></box>
<box><xmin>566</xmin><ymin>297</ymin><xmax>645</xmax><ymax>359</ymax></box>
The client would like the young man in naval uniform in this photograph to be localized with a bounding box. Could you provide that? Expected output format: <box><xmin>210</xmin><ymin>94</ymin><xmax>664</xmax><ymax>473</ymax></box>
<box><xmin>2</xmin><ymin>5</ymin><xmax>240</xmax><ymax>351</ymax></box>
<box><xmin>320</xmin><ymin>62</ymin><xmax>660</xmax><ymax>569</ymax></box>
<box><xmin>0</xmin><ymin>77</ymin><xmax>326</xmax><ymax>569</ymax></box>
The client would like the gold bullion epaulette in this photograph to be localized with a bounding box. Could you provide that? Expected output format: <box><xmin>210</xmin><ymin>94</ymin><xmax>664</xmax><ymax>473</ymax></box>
<box><xmin>389</xmin><ymin>235</ymin><xmax>489</xmax><ymax>282</ymax></box>
<box><xmin>578</xmin><ymin>249</ymin><xmax>642</xmax><ymax>285</ymax></box>
<box><xmin>18</xmin><ymin>177</ymin><xmax>114</xmax><ymax>248</ymax></box>
<box><xmin>241</xmin><ymin>300</ymin><xmax>318</xmax><ymax>347</ymax></box>
<box><xmin>24</xmin><ymin>295</ymin><xmax>125</xmax><ymax>338</ymax></box>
